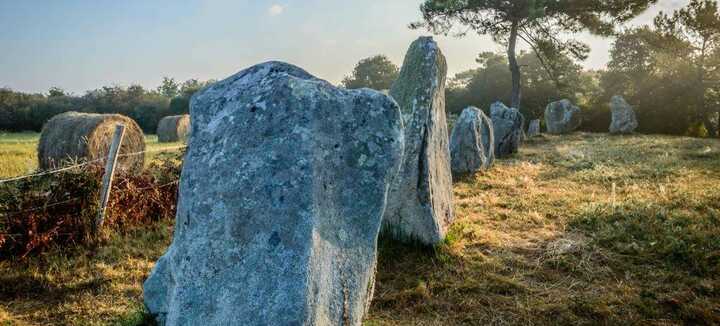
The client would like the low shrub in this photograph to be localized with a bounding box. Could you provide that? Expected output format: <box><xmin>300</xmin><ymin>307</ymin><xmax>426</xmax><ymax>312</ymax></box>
<box><xmin>0</xmin><ymin>155</ymin><xmax>182</xmax><ymax>259</ymax></box>
<box><xmin>0</xmin><ymin>167</ymin><xmax>100</xmax><ymax>258</ymax></box>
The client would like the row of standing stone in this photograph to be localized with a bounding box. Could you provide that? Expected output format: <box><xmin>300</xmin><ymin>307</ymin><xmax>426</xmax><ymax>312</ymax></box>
<box><xmin>542</xmin><ymin>96</ymin><xmax>638</xmax><ymax>135</ymax></box>
<box><xmin>449</xmin><ymin>95</ymin><xmax>639</xmax><ymax>176</ymax></box>
<box><xmin>143</xmin><ymin>37</ymin><xmax>457</xmax><ymax>325</ymax></box>
<box><xmin>143</xmin><ymin>35</ymin><xmax>643</xmax><ymax>324</ymax></box>
<box><xmin>448</xmin><ymin>102</ymin><xmax>522</xmax><ymax>176</ymax></box>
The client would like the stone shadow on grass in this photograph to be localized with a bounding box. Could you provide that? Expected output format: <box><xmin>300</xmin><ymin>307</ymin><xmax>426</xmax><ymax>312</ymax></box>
<box><xmin>0</xmin><ymin>273</ymin><xmax>110</xmax><ymax>302</ymax></box>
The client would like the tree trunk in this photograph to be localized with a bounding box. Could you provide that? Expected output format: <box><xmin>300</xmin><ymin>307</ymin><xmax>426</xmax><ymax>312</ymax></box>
<box><xmin>508</xmin><ymin>20</ymin><xmax>521</xmax><ymax>110</ymax></box>
<box><xmin>697</xmin><ymin>39</ymin><xmax>717</xmax><ymax>137</ymax></box>
<box><xmin>699</xmin><ymin>90</ymin><xmax>719</xmax><ymax>138</ymax></box>
<box><xmin>702</xmin><ymin>106</ymin><xmax>718</xmax><ymax>137</ymax></box>
<box><xmin>698</xmin><ymin>79</ymin><xmax>718</xmax><ymax>137</ymax></box>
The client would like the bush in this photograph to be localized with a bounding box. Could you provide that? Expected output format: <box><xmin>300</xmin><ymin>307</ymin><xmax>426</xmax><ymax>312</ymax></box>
<box><xmin>0</xmin><ymin>168</ymin><xmax>101</xmax><ymax>258</ymax></box>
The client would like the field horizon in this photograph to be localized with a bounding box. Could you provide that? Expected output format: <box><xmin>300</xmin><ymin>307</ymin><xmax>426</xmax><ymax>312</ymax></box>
<box><xmin>0</xmin><ymin>132</ymin><xmax>184</xmax><ymax>179</ymax></box>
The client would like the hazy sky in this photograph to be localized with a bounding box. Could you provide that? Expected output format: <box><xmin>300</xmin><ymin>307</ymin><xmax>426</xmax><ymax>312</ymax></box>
<box><xmin>0</xmin><ymin>0</ymin><xmax>690</xmax><ymax>94</ymax></box>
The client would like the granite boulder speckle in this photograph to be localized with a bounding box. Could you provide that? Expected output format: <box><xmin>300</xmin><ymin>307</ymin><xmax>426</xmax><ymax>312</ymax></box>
<box><xmin>382</xmin><ymin>36</ymin><xmax>454</xmax><ymax>246</ymax></box>
<box><xmin>143</xmin><ymin>61</ymin><xmax>405</xmax><ymax>326</ymax></box>
<box><xmin>450</xmin><ymin>106</ymin><xmax>494</xmax><ymax>175</ymax></box>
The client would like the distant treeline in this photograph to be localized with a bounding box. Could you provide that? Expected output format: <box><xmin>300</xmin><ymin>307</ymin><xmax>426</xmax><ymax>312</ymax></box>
<box><xmin>339</xmin><ymin>1</ymin><xmax>720</xmax><ymax>138</ymax></box>
<box><xmin>6</xmin><ymin>9</ymin><xmax>720</xmax><ymax>138</ymax></box>
<box><xmin>444</xmin><ymin>51</ymin><xmax>598</xmax><ymax>128</ymax></box>
<box><xmin>343</xmin><ymin>45</ymin><xmax>719</xmax><ymax>138</ymax></box>
<box><xmin>444</xmin><ymin>37</ymin><xmax>719</xmax><ymax>137</ymax></box>
<box><xmin>0</xmin><ymin>78</ymin><xmax>212</xmax><ymax>133</ymax></box>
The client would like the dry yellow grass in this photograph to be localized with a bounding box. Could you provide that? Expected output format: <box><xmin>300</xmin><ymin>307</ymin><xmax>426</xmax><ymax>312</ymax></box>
<box><xmin>368</xmin><ymin>133</ymin><xmax>720</xmax><ymax>325</ymax></box>
<box><xmin>0</xmin><ymin>132</ymin><xmax>40</xmax><ymax>178</ymax></box>
<box><xmin>1</xmin><ymin>132</ymin><xmax>719</xmax><ymax>325</ymax></box>
<box><xmin>0</xmin><ymin>222</ymin><xmax>173</xmax><ymax>325</ymax></box>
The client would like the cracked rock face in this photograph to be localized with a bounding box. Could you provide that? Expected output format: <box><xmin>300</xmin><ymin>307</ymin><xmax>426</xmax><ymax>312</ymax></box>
<box><xmin>490</xmin><ymin>102</ymin><xmax>523</xmax><ymax>157</ymax></box>
<box><xmin>382</xmin><ymin>36</ymin><xmax>454</xmax><ymax>246</ymax></box>
<box><xmin>545</xmin><ymin>99</ymin><xmax>582</xmax><ymax>134</ymax></box>
<box><xmin>143</xmin><ymin>61</ymin><xmax>404</xmax><ymax>326</ymax></box>
<box><xmin>450</xmin><ymin>106</ymin><xmax>494</xmax><ymax>176</ymax></box>
<box><xmin>527</xmin><ymin>119</ymin><xmax>541</xmax><ymax>137</ymax></box>
<box><xmin>609</xmin><ymin>95</ymin><xmax>638</xmax><ymax>134</ymax></box>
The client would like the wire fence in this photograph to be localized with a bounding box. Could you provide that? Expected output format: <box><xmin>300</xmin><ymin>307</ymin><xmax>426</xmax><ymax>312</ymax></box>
<box><xmin>0</xmin><ymin>144</ymin><xmax>186</xmax><ymax>219</ymax></box>
<box><xmin>0</xmin><ymin>145</ymin><xmax>187</xmax><ymax>185</ymax></box>
<box><xmin>0</xmin><ymin>158</ymin><xmax>105</xmax><ymax>184</ymax></box>
<box><xmin>118</xmin><ymin>145</ymin><xmax>188</xmax><ymax>158</ymax></box>
<box><xmin>128</xmin><ymin>179</ymin><xmax>180</xmax><ymax>192</ymax></box>
<box><xmin>0</xmin><ymin>178</ymin><xmax>181</xmax><ymax>218</ymax></box>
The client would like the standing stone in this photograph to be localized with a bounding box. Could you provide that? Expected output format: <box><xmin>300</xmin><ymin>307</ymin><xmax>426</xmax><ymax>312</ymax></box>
<box><xmin>609</xmin><ymin>95</ymin><xmax>638</xmax><ymax>134</ymax></box>
<box><xmin>450</xmin><ymin>106</ymin><xmax>495</xmax><ymax>175</ymax></box>
<box><xmin>545</xmin><ymin>99</ymin><xmax>582</xmax><ymax>134</ymax></box>
<box><xmin>527</xmin><ymin>119</ymin><xmax>541</xmax><ymax>137</ymax></box>
<box><xmin>382</xmin><ymin>36</ymin><xmax>454</xmax><ymax>246</ymax></box>
<box><xmin>490</xmin><ymin>102</ymin><xmax>523</xmax><ymax>157</ymax></box>
<box><xmin>143</xmin><ymin>62</ymin><xmax>405</xmax><ymax>326</ymax></box>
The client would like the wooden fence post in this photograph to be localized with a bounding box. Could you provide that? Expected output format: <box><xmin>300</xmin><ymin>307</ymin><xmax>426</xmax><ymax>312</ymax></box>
<box><xmin>94</xmin><ymin>124</ymin><xmax>126</xmax><ymax>236</ymax></box>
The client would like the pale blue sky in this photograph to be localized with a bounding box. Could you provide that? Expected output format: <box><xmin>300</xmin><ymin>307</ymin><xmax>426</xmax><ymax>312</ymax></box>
<box><xmin>0</xmin><ymin>0</ymin><xmax>689</xmax><ymax>94</ymax></box>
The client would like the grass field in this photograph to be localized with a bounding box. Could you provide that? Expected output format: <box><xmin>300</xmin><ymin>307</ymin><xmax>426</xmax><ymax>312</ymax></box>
<box><xmin>1</xmin><ymin>132</ymin><xmax>719</xmax><ymax>325</ymax></box>
<box><xmin>0</xmin><ymin>132</ymin><xmax>185</xmax><ymax>179</ymax></box>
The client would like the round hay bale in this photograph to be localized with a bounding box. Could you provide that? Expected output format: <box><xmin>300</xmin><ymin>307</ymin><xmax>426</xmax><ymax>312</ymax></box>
<box><xmin>38</xmin><ymin>111</ymin><xmax>146</xmax><ymax>174</ymax></box>
<box><xmin>156</xmin><ymin>115</ymin><xmax>190</xmax><ymax>143</ymax></box>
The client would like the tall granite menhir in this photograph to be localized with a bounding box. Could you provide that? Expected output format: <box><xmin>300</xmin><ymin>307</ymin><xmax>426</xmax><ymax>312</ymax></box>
<box><xmin>609</xmin><ymin>95</ymin><xmax>638</xmax><ymax>134</ymax></box>
<box><xmin>490</xmin><ymin>102</ymin><xmax>523</xmax><ymax>157</ymax></box>
<box><xmin>143</xmin><ymin>62</ymin><xmax>405</xmax><ymax>326</ymax></box>
<box><xmin>382</xmin><ymin>37</ymin><xmax>454</xmax><ymax>245</ymax></box>
<box><xmin>527</xmin><ymin>119</ymin><xmax>541</xmax><ymax>137</ymax></box>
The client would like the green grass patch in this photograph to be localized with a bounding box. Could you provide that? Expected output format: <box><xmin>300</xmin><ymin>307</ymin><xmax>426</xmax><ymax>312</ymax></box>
<box><xmin>573</xmin><ymin>200</ymin><xmax>720</xmax><ymax>275</ymax></box>
<box><xmin>0</xmin><ymin>133</ymin><xmax>185</xmax><ymax>179</ymax></box>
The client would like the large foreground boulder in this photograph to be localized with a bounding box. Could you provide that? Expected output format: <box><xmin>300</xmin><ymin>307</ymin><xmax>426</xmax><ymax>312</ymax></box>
<box><xmin>490</xmin><ymin>102</ymin><xmax>523</xmax><ymax>157</ymax></box>
<box><xmin>545</xmin><ymin>99</ymin><xmax>582</xmax><ymax>134</ymax></box>
<box><xmin>382</xmin><ymin>36</ymin><xmax>454</xmax><ymax>246</ymax></box>
<box><xmin>143</xmin><ymin>62</ymin><xmax>405</xmax><ymax>326</ymax></box>
<box><xmin>450</xmin><ymin>106</ymin><xmax>494</xmax><ymax>175</ymax></box>
<box><xmin>609</xmin><ymin>95</ymin><xmax>638</xmax><ymax>134</ymax></box>
<box><xmin>527</xmin><ymin>119</ymin><xmax>541</xmax><ymax>137</ymax></box>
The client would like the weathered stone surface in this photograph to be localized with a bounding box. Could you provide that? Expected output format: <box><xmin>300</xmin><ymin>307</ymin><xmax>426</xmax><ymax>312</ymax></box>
<box><xmin>527</xmin><ymin>119</ymin><xmax>541</xmax><ymax>137</ymax></box>
<box><xmin>519</xmin><ymin>113</ymin><xmax>528</xmax><ymax>141</ymax></box>
<box><xmin>382</xmin><ymin>36</ymin><xmax>454</xmax><ymax>246</ymax></box>
<box><xmin>545</xmin><ymin>99</ymin><xmax>582</xmax><ymax>134</ymax></box>
<box><xmin>609</xmin><ymin>95</ymin><xmax>638</xmax><ymax>134</ymax></box>
<box><xmin>490</xmin><ymin>102</ymin><xmax>523</xmax><ymax>157</ymax></box>
<box><xmin>450</xmin><ymin>106</ymin><xmax>494</xmax><ymax>175</ymax></box>
<box><xmin>143</xmin><ymin>61</ymin><xmax>405</xmax><ymax>326</ymax></box>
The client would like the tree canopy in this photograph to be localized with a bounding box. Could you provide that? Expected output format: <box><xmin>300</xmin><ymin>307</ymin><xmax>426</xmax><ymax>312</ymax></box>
<box><xmin>446</xmin><ymin>51</ymin><xmax>598</xmax><ymax>121</ymax></box>
<box><xmin>412</xmin><ymin>0</ymin><xmax>658</xmax><ymax>110</ymax></box>
<box><xmin>654</xmin><ymin>0</ymin><xmax>720</xmax><ymax>136</ymax></box>
<box><xmin>342</xmin><ymin>55</ymin><xmax>399</xmax><ymax>90</ymax></box>
<box><xmin>588</xmin><ymin>0</ymin><xmax>720</xmax><ymax>136</ymax></box>
<box><xmin>0</xmin><ymin>78</ymin><xmax>213</xmax><ymax>133</ymax></box>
